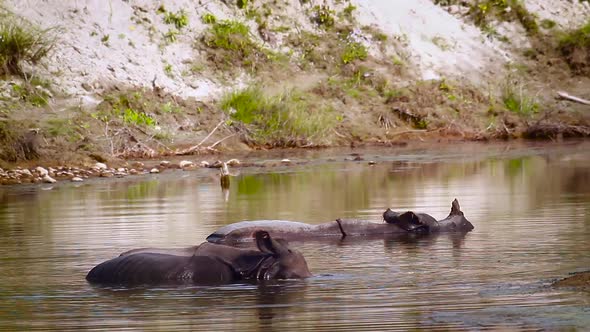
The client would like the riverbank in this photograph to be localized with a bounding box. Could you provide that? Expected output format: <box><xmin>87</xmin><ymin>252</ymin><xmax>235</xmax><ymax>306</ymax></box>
<box><xmin>1</xmin><ymin>1</ymin><xmax>589</xmax><ymax>172</ymax></box>
<box><xmin>2</xmin><ymin>139</ymin><xmax>588</xmax><ymax>186</ymax></box>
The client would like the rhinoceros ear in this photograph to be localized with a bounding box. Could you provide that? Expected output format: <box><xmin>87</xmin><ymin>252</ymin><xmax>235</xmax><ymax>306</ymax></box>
<box><xmin>449</xmin><ymin>199</ymin><xmax>463</xmax><ymax>216</ymax></box>
<box><xmin>383</xmin><ymin>208</ymin><xmax>401</xmax><ymax>224</ymax></box>
<box><xmin>254</xmin><ymin>231</ymin><xmax>288</xmax><ymax>255</ymax></box>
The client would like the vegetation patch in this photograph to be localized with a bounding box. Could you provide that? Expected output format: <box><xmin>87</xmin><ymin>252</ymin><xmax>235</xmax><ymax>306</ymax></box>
<box><xmin>435</xmin><ymin>0</ymin><xmax>539</xmax><ymax>36</ymax></box>
<box><xmin>311</xmin><ymin>5</ymin><xmax>335</xmax><ymax>29</ymax></box>
<box><xmin>237</xmin><ymin>0</ymin><xmax>249</xmax><ymax>10</ymax></box>
<box><xmin>0</xmin><ymin>120</ymin><xmax>39</xmax><ymax>163</ymax></box>
<box><xmin>201</xmin><ymin>13</ymin><xmax>217</xmax><ymax>25</ymax></box>
<box><xmin>200</xmin><ymin>19</ymin><xmax>272</xmax><ymax>72</ymax></box>
<box><xmin>10</xmin><ymin>80</ymin><xmax>51</xmax><ymax>107</ymax></box>
<box><xmin>161</xmin><ymin>8</ymin><xmax>189</xmax><ymax>29</ymax></box>
<box><xmin>557</xmin><ymin>20</ymin><xmax>590</xmax><ymax>74</ymax></box>
<box><xmin>221</xmin><ymin>86</ymin><xmax>336</xmax><ymax>147</ymax></box>
<box><xmin>341</xmin><ymin>41</ymin><xmax>368</xmax><ymax>64</ymax></box>
<box><xmin>0</xmin><ymin>15</ymin><xmax>55</xmax><ymax>76</ymax></box>
<box><xmin>97</xmin><ymin>92</ymin><xmax>158</xmax><ymax>128</ymax></box>
<box><xmin>501</xmin><ymin>79</ymin><xmax>539</xmax><ymax>116</ymax></box>
<box><xmin>287</xmin><ymin>25</ymin><xmax>376</xmax><ymax>72</ymax></box>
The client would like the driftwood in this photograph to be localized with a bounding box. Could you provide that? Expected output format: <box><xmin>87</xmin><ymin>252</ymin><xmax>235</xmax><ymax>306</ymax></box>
<box><xmin>174</xmin><ymin>120</ymin><xmax>235</xmax><ymax>155</ymax></box>
<box><xmin>557</xmin><ymin>91</ymin><xmax>590</xmax><ymax>106</ymax></box>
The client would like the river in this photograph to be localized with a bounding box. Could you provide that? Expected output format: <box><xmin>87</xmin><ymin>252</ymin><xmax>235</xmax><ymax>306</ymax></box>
<box><xmin>1</xmin><ymin>141</ymin><xmax>589</xmax><ymax>331</ymax></box>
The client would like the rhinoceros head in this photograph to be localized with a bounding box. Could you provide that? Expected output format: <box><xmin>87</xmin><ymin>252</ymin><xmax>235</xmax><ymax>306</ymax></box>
<box><xmin>253</xmin><ymin>231</ymin><xmax>312</xmax><ymax>280</ymax></box>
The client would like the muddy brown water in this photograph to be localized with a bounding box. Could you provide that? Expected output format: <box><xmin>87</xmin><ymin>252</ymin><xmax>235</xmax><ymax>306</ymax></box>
<box><xmin>1</xmin><ymin>141</ymin><xmax>589</xmax><ymax>331</ymax></box>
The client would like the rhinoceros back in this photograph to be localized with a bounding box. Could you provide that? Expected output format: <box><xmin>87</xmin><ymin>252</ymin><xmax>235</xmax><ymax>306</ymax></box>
<box><xmin>86</xmin><ymin>253</ymin><xmax>235</xmax><ymax>284</ymax></box>
<box><xmin>207</xmin><ymin>220</ymin><xmax>315</xmax><ymax>243</ymax></box>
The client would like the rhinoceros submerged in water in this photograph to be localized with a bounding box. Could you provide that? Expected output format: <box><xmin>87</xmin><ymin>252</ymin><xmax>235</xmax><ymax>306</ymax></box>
<box><xmin>207</xmin><ymin>199</ymin><xmax>474</xmax><ymax>244</ymax></box>
<box><xmin>86</xmin><ymin>231</ymin><xmax>311</xmax><ymax>285</ymax></box>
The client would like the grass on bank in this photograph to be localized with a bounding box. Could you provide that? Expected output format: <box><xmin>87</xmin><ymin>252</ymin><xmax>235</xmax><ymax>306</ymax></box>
<box><xmin>501</xmin><ymin>79</ymin><xmax>539</xmax><ymax>116</ymax></box>
<box><xmin>220</xmin><ymin>86</ymin><xmax>336</xmax><ymax>147</ymax></box>
<box><xmin>0</xmin><ymin>16</ymin><xmax>55</xmax><ymax>76</ymax></box>
<box><xmin>434</xmin><ymin>0</ymin><xmax>539</xmax><ymax>36</ymax></box>
<box><xmin>558</xmin><ymin>20</ymin><xmax>590</xmax><ymax>74</ymax></box>
<box><xmin>200</xmin><ymin>19</ymin><xmax>274</xmax><ymax>71</ymax></box>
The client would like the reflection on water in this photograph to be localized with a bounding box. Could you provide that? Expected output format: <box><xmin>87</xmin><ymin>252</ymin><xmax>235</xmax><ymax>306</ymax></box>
<box><xmin>0</xmin><ymin>141</ymin><xmax>589</xmax><ymax>331</ymax></box>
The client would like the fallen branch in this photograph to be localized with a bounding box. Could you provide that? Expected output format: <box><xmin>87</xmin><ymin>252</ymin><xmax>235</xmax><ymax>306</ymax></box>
<box><xmin>557</xmin><ymin>91</ymin><xmax>590</xmax><ymax>106</ymax></box>
<box><xmin>175</xmin><ymin>120</ymin><xmax>225</xmax><ymax>155</ymax></box>
<box><xmin>209</xmin><ymin>133</ymin><xmax>237</xmax><ymax>149</ymax></box>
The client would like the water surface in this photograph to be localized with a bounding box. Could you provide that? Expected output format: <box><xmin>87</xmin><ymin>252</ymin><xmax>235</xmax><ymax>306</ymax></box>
<box><xmin>1</xmin><ymin>141</ymin><xmax>589</xmax><ymax>331</ymax></box>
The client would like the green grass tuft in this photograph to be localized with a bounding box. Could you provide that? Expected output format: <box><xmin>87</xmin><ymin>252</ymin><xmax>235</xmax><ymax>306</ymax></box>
<box><xmin>205</xmin><ymin>20</ymin><xmax>250</xmax><ymax>51</ymax></box>
<box><xmin>0</xmin><ymin>17</ymin><xmax>55</xmax><ymax>76</ymax></box>
<box><xmin>221</xmin><ymin>86</ymin><xmax>336</xmax><ymax>147</ymax></box>
<box><xmin>122</xmin><ymin>108</ymin><xmax>156</xmax><ymax>127</ymax></box>
<box><xmin>163</xmin><ymin>10</ymin><xmax>189</xmax><ymax>29</ymax></box>
<box><xmin>501</xmin><ymin>79</ymin><xmax>539</xmax><ymax>116</ymax></box>
<box><xmin>341</xmin><ymin>41</ymin><xmax>368</xmax><ymax>64</ymax></box>
<box><xmin>201</xmin><ymin>13</ymin><xmax>217</xmax><ymax>24</ymax></box>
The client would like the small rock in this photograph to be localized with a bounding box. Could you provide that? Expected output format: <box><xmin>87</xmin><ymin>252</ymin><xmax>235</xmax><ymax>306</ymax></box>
<box><xmin>226</xmin><ymin>158</ymin><xmax>240</xmax><ymax>166</ymax></box>
<box><xmin>114</xmin><ymin>172</ymin><xmax>127</xmax><ymax>178</ymax></box>
<box><xmin>71</xmin><ymin>177</ymin><xmax>84</xmax><ymax>182</ymax></box>
<box><xmin>129</xmin><ymin>169</ymin><xmax>138</xmax><ymax>175</ymax></box>
<box><xmin>150</xmin><ymin>168</ymin><xmax>160</xmax><ymax>174</ymax></box>
<box><xmin>281</xmin><ymin>159</ymin><xmax>292</xmax><ymax>164</ymax></box>
<box><xmin>132</xmin><ymin>161</ymin><xmax>145</xmax><ymax>169</ymax></box>
<box><xmin>160</xmin><ymin>160</ymin><xmax>171</xmax><ymax>167</ymax></box>
<box><xmin>200</xmin><ymin>161</ymin><xmax>210</xmax><ymax>167</ymax></box>
<box><xmin>179</xmin><ymin>160</ymin><xmax>194</xmax><ymax>168</ymax></box>
<box><xmin>20</xmin><ymin>169</ymin><xmax>33</xmax><ymax>177</ymax></box>
<box><xmin>42</xmin><ymin>174</ymin><xmax>57</xmax><ymax>183</ymax></box>
<box><xmin>100</xmin><ymin>172</ymin><xmax>114</xmax><ymax>178</ymax></box>
<box><xmin>35</xmin><ymin>166</ymin><xmax>49</xmax><ymax>177</ymax></box>
<box><xmin>117</xmin><ymin>167</ymin><xmax>126</xmax><ymax>172</ymax></box>
<box><xmin>368</xmin><ymin>161</ymin><xmax>376</xmax><ymax>165</ymax></box>
<box><xmin>95</xmin><ymin>162</ymin><xmax>108</xmax><ymax>170</ymax></box>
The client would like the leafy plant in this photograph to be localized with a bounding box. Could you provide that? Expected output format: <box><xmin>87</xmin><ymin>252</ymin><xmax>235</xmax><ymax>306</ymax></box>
<box><xmin>101</xmin><ymin>34</ymin><xmax>110</xmax><ymax>45</ymax></box>
<box><xmin>122</xmin><ymin>108</ymin><xmax>156</xmax><ymax>127</ymax></box>
<box><xmin>341</xmin><ymin>41</ymin><xmax>368</xmax><ymax>64</ymax></box>
<box><xmin>342</xmin><ymin>4</ymin><xmax>356</xmax><ymax>20</ymax></box>
<box><xmin>0</xmin><ymin>17</ymin><xmax>55</xmax><ymax>75</ymax></box>
<box><xmin>163</xmin><ymin>10</ymin><xmax>189</xmax><ymax>29</ymax></box>
<box><xmin>311</xmin><ymin>5</ymin><xmax>335</xmax><ymax>28</ymax></box>
<box><xmin>163</xmin><ymin>63</ymin><xmax>173</xmax><ymax>77</ymax></box>
<box><xmin>540</xmin><ymin>19</ymin><xmax>556</xmax><ymax>30</ymax></box>
<box><xmin>164</xmin><ymin>29</ymin><xmax>179</xmax><ymax>43</ymax></box>
<box><xmin>237</xmin><ymin>0</ymin><xmax>249</xmax><ymax>9</ymax></box>
<box><xmin>201</xmin><ymin>13</ymin><xmax>217</xmax><ymax>24</ymax></box>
